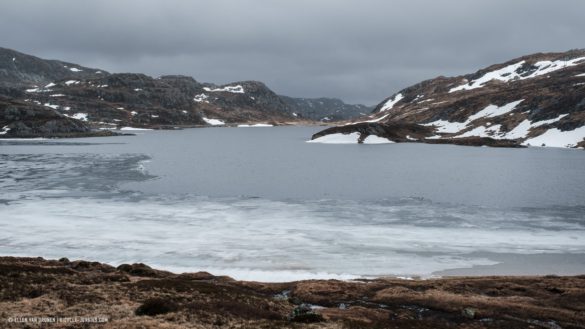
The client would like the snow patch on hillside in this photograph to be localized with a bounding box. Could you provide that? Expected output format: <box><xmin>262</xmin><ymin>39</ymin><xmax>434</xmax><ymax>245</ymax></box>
<box><xmin>379</xmin><ymin>93</ymin><xmax>404</xmax><ymax>112</ymax></box>
<box><xmin>0</xmin><ymin>126</ymin><xmax>11</xmax><ymax>135</ymax></box>
<box><xmin>364</xmin><ymin>135</ymin><xmax>394</xmax><ymax>144</ymax></box>
<box><xmin>203</xmin><ymin>85</ymin><xmax>244</xmax><ymax>93</ymax></box>
<box><xmin>423</xmin><ymin>100</ymin><xmax>523</xmax><ymax>134</ymax></box>
<box><xmin>468</xmin><ymin>100</ymin><xmax>524</xmax><ymax>121</ymax></box>
<box><xmin>43</xmin><ymin>103</ymin><xmax>59</xmax><ymax>110</ymax></box>
<box><xmin>422</xmin><ymin>120</ymin><xmax>468</xmax><ymax>133</ymax></box>
<box><xmin>524</xmin><ymin>126</ymin><xmax>585</xmax><ymax>148</ymax></box>
<box><xmin>455</xmin><ymin>125</ymin><xmax>502</xmax><ymax>138</ymax></box>
<box><xmin>193</xmin><ymin>94</ymin><xmax>209</xmax><ymax>103</ymax></box>
<box><xmin>202</xmin><ymin>117</ymin><xmax>225</xmax><ymax>126</ymax></box>
<box><xmin>65</xmin><ymin>113</ymin><xmax>88</xmax><ymax>121</ymax></box>
<box><xmin>500</xmin><ymin>113</ymin><xmax>570</xmax><ymax>140</ymax></box>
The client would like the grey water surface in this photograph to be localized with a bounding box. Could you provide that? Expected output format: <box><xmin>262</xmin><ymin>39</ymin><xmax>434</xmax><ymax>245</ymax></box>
<box><xmin>1</xmin><ymin>126</ymin><xmax>584</xmax><ymax>281</ymax></box>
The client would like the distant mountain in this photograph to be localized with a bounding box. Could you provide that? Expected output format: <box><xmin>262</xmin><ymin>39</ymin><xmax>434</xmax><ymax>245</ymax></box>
<box><xmin>311</xmin><ymin>49</ymin><xmax>585</xmax><ymax>148</ymax></box>
<box><xmin>0</xmin><ymin>47</ymin><xmax>366</xmax><ymax>138</ymax></box>
<box><xmin>280</xmin><ymin>96</ymin><xmax>371</xmax><ymax>121</ymax></box>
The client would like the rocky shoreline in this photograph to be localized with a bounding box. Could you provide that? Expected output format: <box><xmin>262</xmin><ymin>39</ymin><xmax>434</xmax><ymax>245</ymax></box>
<box><xmin>1</xmin><ymin>257</ymin><xmax>584</xmax><ymax>328</ymax></box>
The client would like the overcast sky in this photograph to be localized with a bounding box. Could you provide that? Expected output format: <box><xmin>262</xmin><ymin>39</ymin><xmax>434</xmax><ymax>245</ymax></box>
<box><xmin>0</xmin><ymin>0</ymin><xmax>583</xmax><ymax>105</ymax></box>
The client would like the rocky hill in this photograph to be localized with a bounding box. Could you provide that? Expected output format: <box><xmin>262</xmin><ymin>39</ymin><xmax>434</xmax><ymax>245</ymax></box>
<box><xmin>311</xmin><ymin>49</ymin><xmax>585</xmax><ymax>148</ymax></box>
<box><xmin>0</xmin><ymin>47</ymin><xmax>366</xmax><ymax>138</ymax></box>
<box><xmin>0</xmin><ymin>47</ymin><xmax>104</xmax><ymax>88</ymax></box>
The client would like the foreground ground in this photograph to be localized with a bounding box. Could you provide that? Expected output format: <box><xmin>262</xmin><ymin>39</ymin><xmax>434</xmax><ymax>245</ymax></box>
<box><xmin>0</xmin><ymin>257</ymin><xmax>584</xmax><ymax>328</ymax></box>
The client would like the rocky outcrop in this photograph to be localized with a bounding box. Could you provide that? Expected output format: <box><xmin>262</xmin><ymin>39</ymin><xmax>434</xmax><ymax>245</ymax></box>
<box><xmin>312</xmin><ymin>122</ymin><xmax>434</xmax><ymax>143</ymax></box>
<box><xmin>313</xmin><ymin>49</ymin><xmax>585</xmax><ymax>148</ymax></box>
<box><xmin>0</xmin><ymin>95</ymin><xmax>117</xmax><ymax>138</ymax></box>
<box><xmin>1</xmin><ymin>256</ymin><xmax>584</xmax><ymax>328</ymax></box>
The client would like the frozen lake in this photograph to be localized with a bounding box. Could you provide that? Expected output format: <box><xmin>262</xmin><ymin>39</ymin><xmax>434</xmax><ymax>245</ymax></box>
<box><xmin>1</xmin><ymin>126</ymin><xmax>584</xmax><ymax>281</ymax></box>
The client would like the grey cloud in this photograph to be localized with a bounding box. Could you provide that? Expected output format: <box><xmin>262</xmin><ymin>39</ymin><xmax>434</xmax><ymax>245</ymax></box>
<box><xmin>1</xmin><ymin>0</ymin><xmax>584</xmax><ymax>105</ymax></box>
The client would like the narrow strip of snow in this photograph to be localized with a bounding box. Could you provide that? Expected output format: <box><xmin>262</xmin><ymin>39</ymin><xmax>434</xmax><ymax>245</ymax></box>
<box><xmin>467</xmin><ymin>100</ymin><xmax>524</xmax><ymax>121</ymax></box>
<box><xmin>120</xmin><ymin>127</ymin><xmax>153</xmax><ymax>131</ymax></box>
<box><xmin>45</xmin><ymin>82</ymin><xmax>56</xmax><ymax>88</ymax></box>
<box><xmin>0</xmin><ymin>126</ymin><xmax>11</xmax><ymax>135</ymax></box>
<box><xmin>349</xmin><ymin>113</ymin><xmax>390</xmax><ymax>125</ymax></box>
<box><xmin>576</xmin><ymin>73</ymin><xmax>585</xmax><ymax>77</ymax></box>
<box><xmin>65</xmin><ymin>80</ymin><xmax>79</xmax><ymax>86</ymax></box>
<box><xmin>202</xmin><ymin>117</ymin><xmax>225</xmax><ymax>126</ymax></box>
<box><xmin>130</xmin><ymin>111</ymin><xmax>138</xmax><ymax>116</ymax></box>
<box><xmin>237</xmin><ymin>123</ymin><xmax>273</xmax><ymax>127</ymax></box>
<box><xmin>379</xmin><ymin>93</ymin><xmax>404</xmax><ymax>112</ymax></box>
<box><xmin>532</xmin><ymin>114</ymin><xmax>569</xmax><ymax>127</ymax></box>
<box><xmin>203</xmin><ymin>85</ymin><xmax>244</xmax><ymax>93</ymax></box>
<box><xmin>50</xmin><ymin>94</ymin><xmax>65</xmax><ymax>97</ymax></box>
<box><xmin>69</xmin><ymin>67</ymin><xmax>82</xmax><ymax>72</ymax></box>
<box><xmin>64</xmin><ymin>113</ymin><xmax>88</xmax><ymax>121</ymax></box>
<box><xmin>43</xmin><ymin>103</ymin><xmax>59</xmax><ymax>110</ymax></box>
<box><xmin>523</xmin><ymin>126</ymin><xmax>585</xmax><ymax>148</ymax></box>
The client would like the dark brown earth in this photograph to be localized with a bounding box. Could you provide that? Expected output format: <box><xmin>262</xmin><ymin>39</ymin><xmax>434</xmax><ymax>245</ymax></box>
<box><xmin>1</xmin><ymin>257</ymin><xmax>584</xmax><ymax>328</ymax></box>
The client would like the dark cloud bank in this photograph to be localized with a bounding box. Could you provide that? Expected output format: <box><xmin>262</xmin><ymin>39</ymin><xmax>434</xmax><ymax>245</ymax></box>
<box><xmin>1</xmin><ymin>0</ymin><xmax>584</xmax><ymax>105</ymax></box>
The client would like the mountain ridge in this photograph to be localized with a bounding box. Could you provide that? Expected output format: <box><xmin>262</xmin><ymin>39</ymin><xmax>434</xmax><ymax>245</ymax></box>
<box><xmin>312</xmin><ymin>49</ymin><xmax>585</xmax><ymax>148</ymax></box>
<box><xmin>0</xmin><ymin>47</ymin><xmax>366</xmax><ymax>138</ymax></box>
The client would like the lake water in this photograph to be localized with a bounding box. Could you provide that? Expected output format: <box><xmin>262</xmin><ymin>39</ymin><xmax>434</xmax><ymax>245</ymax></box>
<box><xmin>1</xmin><ymin>126</ymin><xmax>584</xmax><ymax>281</ymax></box>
